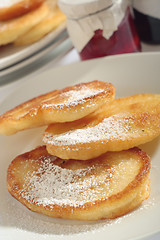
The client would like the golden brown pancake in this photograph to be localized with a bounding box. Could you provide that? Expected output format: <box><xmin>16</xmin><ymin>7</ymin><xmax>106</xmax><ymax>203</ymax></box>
<box><xmin>0</xmin><ymin>81</ymin><xmax>115</xmax><ymax>135</ymax></box>
<box><xmin>44</xmin><ymin>94</ymin><xmax>160</xmax><ymax>160</ymax></box>
<box><xmin>7</xmin><ymin>146</ymin><xmax>150</xmax><ymax>221</ymax></box>
<box><xmin>0</xmin><ymin>0</ymin><xmax>45</xmax><ymax>21</ymax></box>
<box><xmin>14</xmin><ymin>6</ymin><xmax>66</xmax><ymax>45</ymax></box>
<box><xmin>0</xmin><ymin>3</ymin><xmax>49</xmax><ymax>45</ymax></box>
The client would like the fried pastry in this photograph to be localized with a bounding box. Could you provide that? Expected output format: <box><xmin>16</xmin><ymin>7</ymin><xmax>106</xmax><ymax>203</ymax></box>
<box><xmin>0</xmin><ymin>3</ymin><xmax>49</xmax><ymax>45</ymax></box>
<box><xmin>14</xmin><ymin>0</ymin><xmax>66</xmax><ymax>46</ymax></box>
<box><xmin>14</xmin><ymin>6</ymin><xmax>66</xmax><ymax>45</ymax></box>
<box><xmin>0</xmin><ymin>0</ymin><xmax>45</xmax><ymax>21</ymax></box>
<box><xmin>7</xmin><ymin>146</ymin><xmax>150</xmax><ymax>221</ymax></box>
<box><xmin>44</xmin><ymin>94</ymin><xmax>160</xmax><ymax>160</ymax></box>
<box><xmin>0</xmin><ymin>81</ymin><xmax>115</xmax><ymax>135</ymax></box>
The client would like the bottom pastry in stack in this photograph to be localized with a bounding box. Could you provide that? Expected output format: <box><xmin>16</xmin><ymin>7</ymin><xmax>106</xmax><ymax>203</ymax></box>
<box><xmin>7</xmin><ymin>146</ymin><xmax>150</xmax><ymax>221</ymax></box>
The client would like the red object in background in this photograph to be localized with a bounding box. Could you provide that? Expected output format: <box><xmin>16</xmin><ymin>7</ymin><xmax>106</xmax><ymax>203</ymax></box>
<box><xmin>80</xmin><ymin>8</ymin><xmax>141</xmax><ymax>60</ymax></box>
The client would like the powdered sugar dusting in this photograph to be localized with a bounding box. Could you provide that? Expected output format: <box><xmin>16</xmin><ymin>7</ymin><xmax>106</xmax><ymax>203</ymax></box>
<box><xmin>19</xmin><ymin>157</ymin><xmax>115</xmax><ymax>207</ymax></box>
<box><xmin>42</xmin><ymin>87</ymin><xmax>105</xmax><ymax>110</ymax></box>
<box><xmin>0</xmin><ymin>0</ymin><xmax>20</xmax><ymax>8</ymax></box>
<box><xmin>18</xmin><ymin>153</ymin><xmax>141</xmax><ymax>210</ymax></box>
<box><xmin>44</xmin><ymin>115</ymin><xmax>134</xmax><ymax>146</ymax></box>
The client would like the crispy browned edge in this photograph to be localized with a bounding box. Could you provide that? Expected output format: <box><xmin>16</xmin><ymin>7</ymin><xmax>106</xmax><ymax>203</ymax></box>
<box><xmin>7</xmin><ymin>146</ymin><xmax>151</xmax><ymax>220</ymax></box>
<box><xmin>0</xmin><ymin>81</ymin><xmax>114</xmax><ymax>122</ymax></box>
<box><xmin>0</xmin><ymin>0</ymin><xmax>45</xmax><ymax>21</ymax></box>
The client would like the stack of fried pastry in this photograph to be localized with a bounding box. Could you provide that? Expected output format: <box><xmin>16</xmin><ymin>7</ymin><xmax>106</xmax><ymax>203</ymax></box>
<box><xmin>1</xmin><ymin>80</ymin><xmax>160</xmax><ymax>221</ymax></box>
<box><xmin>0</xmin><ymin>0</ymin><xmax>66</xmax><ymax>46</ymax></box>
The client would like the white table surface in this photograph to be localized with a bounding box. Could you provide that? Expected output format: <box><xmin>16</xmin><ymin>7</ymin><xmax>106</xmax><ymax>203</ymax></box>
<box><xmin>0</xmin><ymin>42</ymin><xmax>160</xmax><ymax>240</ymax></box>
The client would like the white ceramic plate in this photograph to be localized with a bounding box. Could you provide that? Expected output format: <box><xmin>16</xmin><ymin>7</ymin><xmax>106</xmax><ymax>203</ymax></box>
<box><xmin>0</xmin><ymin>22</ymin><xmax>66</xmax><ymax>71</ymax></box>
<box><xmin>0</xmin><ymin>33</ymin><xmax>71</xmax><ymax>78</ymax></box>
<box><xmin>0</xmin><ymin>52</ymin><xmax>160</xmax><ymax>240</ymax></box>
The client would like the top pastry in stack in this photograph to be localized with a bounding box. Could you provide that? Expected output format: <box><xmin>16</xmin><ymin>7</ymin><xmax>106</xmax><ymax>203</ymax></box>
<box><xmin>1</xmin><ymin>80</ymin><xmax>160</xmax><ymax>221</ymax></box>
<box><xmin>0</xmin><ymin>0</ymin><xmax>66</xmax><ymax>46</ymax></box>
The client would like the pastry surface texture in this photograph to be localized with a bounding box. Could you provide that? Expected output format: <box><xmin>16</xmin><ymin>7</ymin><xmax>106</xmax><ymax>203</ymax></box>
<box><xmin>0</xmin><ymin>3</ymin><xmax>49</xmax><ymax>45</ymax></box>
<box><xmin>14</xmin><ymin>5</ymin><xmax>66</xmax><ymax>45</ymax></box>
<box><xmin>0</xmin><ymin>0</ymin><xmax>45</xmax><ymax>21</ymax></box>
<box><xmin>7</xmin><ymin>146</ymin><xmax>150</xmax><ymax>221</ymax></box>
<box><xmin>0</xmin><ymin>81</ymin><xmax>115</xmax><ymax>135</ymax></box>
<box><xmin>44</xmin><ymin>94</ymin><xmax>160</xmax><ymax>160</ymax></box>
